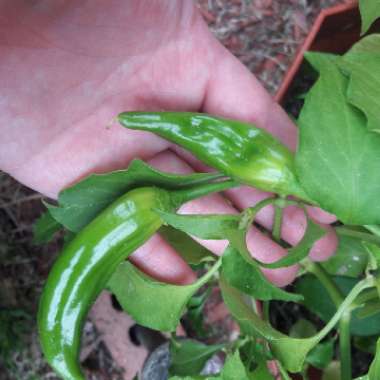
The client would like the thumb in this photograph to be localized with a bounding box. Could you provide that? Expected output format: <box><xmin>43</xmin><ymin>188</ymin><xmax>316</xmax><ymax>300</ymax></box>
<box><xmin>201</xmin><ymin>38</ymin><xmax>297</xmax><ymax>150</ymax></box>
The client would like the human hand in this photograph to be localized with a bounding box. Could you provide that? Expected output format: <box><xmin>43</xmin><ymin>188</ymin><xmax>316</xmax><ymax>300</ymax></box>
<box><xmin>0</xmin><ymin>0</ymin><xmax>337</xmax><ymax>287</ymax></box>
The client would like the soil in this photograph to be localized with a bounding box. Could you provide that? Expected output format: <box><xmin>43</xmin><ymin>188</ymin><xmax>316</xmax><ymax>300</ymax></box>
<box><xmin>0</xmin><ymin>1</ymin><xmax>354</xmax><ymax>379</ymax></box>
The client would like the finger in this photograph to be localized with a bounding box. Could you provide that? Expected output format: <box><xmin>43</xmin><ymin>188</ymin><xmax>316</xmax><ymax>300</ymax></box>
<box><xmin>225</xmin><ymin>186</ymin><xmax>338</xmax><ymax>262</ymax></box>
<box><xmin>306</xmin><ymin>206</ymin><xmax>337</xmax><ymax>224</ymax></box>
<box><xmin>182</xmin><ymin>36</ymin><xmax>338</xmax><ymax>259</ymax></box>
<box><xmin>130</xmin><ymin>233</ymin><xmax>196</xmax><ymax>285</ymax></box>
<box><xmin>201</xmin><ymin>37</ymin><xmax>297</xmax><ymax>150</ymax></box>
<box><xmin>127</xmin><ymin>153</ymin><xmax>198</xmax><ymax>286</ymax></box>
<box><xmin>149</xmin><ymin>150</ymin><xmax>299</xmax><ymax>287</ymax></box>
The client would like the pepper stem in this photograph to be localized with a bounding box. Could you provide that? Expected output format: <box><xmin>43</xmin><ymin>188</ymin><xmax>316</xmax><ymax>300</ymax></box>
<box><xmin>171</xmin><ymin>179</ymin><xmax>238</xmax><ymax>207</ymax></box>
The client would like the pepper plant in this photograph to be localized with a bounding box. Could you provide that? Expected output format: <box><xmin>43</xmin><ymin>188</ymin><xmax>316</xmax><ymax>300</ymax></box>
<box><xmin>35</xmin><ymin>1</ymin><xmax>380</xmax><ymax>379</ymax></box>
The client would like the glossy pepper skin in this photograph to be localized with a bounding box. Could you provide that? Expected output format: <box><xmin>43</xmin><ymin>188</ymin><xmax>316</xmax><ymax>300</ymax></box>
<box><xmin>38</xmin><ymin>179</ymin><xmax>237</xmax><ymax>380</ymax></box>
<box><xmin>38</xmin><ymin>187</ymin><xmax>175</xmax><ymax>380</ymax></box>
<box><xmin>118</xmin><ymin>112</ymin><xmax>311</xmax><ymax>202</ymax></box>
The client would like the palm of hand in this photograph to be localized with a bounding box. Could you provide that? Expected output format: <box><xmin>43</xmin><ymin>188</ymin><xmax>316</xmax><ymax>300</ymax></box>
<box><xmin>1</xmin><ymin>1</ymin><xmax>336</xmax><ymax>286</ymax></box>
<box><xmin>2</xmin><ymin>1</ymin><xmax>297</xmax><ymax>197</ymax></box>
<box><xmin>1</xmin><ymin>1</ymin><xmax>218</xmax><ymax>196</ymax></box>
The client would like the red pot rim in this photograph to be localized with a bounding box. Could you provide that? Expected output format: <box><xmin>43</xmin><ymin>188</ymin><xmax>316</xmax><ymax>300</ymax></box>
<box><xmin>275</xmin><ymin>1</ymin><xmax>358</xmax><ymax>103</ymax></box>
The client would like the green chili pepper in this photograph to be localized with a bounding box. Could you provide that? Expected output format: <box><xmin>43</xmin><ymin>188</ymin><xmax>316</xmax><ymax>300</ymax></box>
<box><xmin>118</xmin><ymin>112</ymin><xmax>311</xmax><ymax>202</ymax></box>
<box><xmin>38</xmin><ymin>181</ymin><xmax>236</xmax><ymax>380</ymax></box>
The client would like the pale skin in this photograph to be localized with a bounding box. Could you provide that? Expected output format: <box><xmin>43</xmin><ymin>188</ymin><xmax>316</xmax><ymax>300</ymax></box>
<box><xmin>0</xmin><ymin>1</ymin><xmax>337</xmax><ymax>287</ymax></box>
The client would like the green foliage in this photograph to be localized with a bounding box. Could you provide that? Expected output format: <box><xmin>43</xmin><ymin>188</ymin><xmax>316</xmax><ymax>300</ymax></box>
<box><xmin>368</xmin><ymin>339</ymin><xmax>380</xmax><ymax>379</ymax></box>
<box><xmin>169</xmin><ymin>339</ymin><xmax>224</xmax><ymax>377</ymax></box>
<box><xmin>221</xmin><ymin>245</ymin><xmax>302</xmax><ymax>302</ymax></box>
<box><xmin>239</xmin><ymin>340</ymin><xmax>273</xmax><ymax>379</ymax></box>
<box><xmin>46</xmin><ymin>159</ymin><xmax>221</xmax><ymax>232</ymax></box>
<box><xmin>260</xmin><ymin>212</ymin><xmax>325</xmax><ymax>269</ymax></box>
<box><xmin>33</xmin><ymin>211</ymin><xmax>62</xmax><ymax>244</ymax></box>
<box><xmin>289</xmin><ymin>319</ymin><xmax>317</xmax><ymax>338</ymax></box>
<box><xmin>322</xmin><ymin>231</ymin><xmax>369</xmax><ymax>278</ymax></box>
<box><xmin>159</xmin><ymin>225</ymin><xmax>216</xmax><ymax>265</ymax></box>
<box><xmin>220</xmin><ymin>275</ymin><xmax>373</xmax><ymax>373</ymax></box>
<box><xmin>364</xmin><ymin>241</ymin><xmax>380</xmax><ymax>268</ymax></box>
<box><xmin>306</xmin><ymin>340</ymin><xmax>334</xmax><ymax>369</ymax></box>
<box><xmin>185</xmin><ymin>288</ymin><xmax>212</xmax><ymax>337</ymax></box>
<box><xmin>323</xmin><ymin>361</ymin><xmax>341</xmax><ymax>380</ymax></box>
<box><xmin>366</xmin><ymin>225</ymin><xmax>380</xmax><ymax>237</ymax></box>
<box><xmin>295</xmin><ymin>275</ymin><xmax>380</xmax><ymax>336</ymax></box>
<box><xmin>34</xmin><ymin>5</ymin><xmax>380</xmax><ymax>377</ymax></box>
<box><xmin>288</xmin><ymin>320</ymin><xmax>335</xmax><ymax>370</ymax></box>
<box><xmin>359</xmin><ymin>0</ymin><xmax>380</xmax><ymax>34</ymax></box>
<box><xmin>156</xmin><ymin>209</ymin><xmax>323</xmax><ymax>301</ymax></box>
<box><xmin>169</xmin><ymin>351</ymin><xmax>251</xmax><ymax>380</ymax></box>
<box><xmin>218</xmin><ymin>351</ymin><xmax>250</xmax><ymax>380</ymax></box>
<box><xmin>296</xmin><ymin>52</ymin><xmax>380</xmax><ymax>225</ymax></box>
<box><xmin>107</xmin><ymin>259</ymin><xmax>220</xmax><ymax>332</ymax></box>
<box><xmin>339</xmin><ymin>35</ymin><xmax>380</xmax><ymax>133</ymax></box>
<box><xmin>354</xmin><ymin>335</ymin><xmax>378</xmax><ymax>354</ymax></box>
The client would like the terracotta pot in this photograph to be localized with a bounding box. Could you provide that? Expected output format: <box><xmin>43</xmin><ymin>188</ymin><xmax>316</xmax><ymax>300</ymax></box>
<box><xmin>275</xmin><ymin>1</ymin><xmax>380</xmax><ymax>105</ymax></box>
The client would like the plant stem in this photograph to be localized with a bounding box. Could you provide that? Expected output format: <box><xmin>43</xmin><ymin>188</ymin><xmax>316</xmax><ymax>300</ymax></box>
<box><xmin>277</xmin><ymin>360</ymin><xmax>292</xmax><ymax>380</ymax></box>
<box><xmin>352</xmin><ymin>288</ymin><xmax>379</xmax><ymax>307</ymax></box>
<box><xmin>339</xmin><ymin>311</ymin><xmax>352</xmax><ymax>380</ymax></box>
<box><xmin>263</xmin><ymin>301</ymin><xmax>270</xmax><ymax>322</ymax></box>
<box><xmin>240</xmin><ymin>197</ymin><xmax>277</xmax><ymax>230</ymax></box>
<box><xmin>272</xmin><ymin>204</ymin><xmax>283</xmax><ymax>242</ymax></box>
<box><xmin>173</xmin><ymin>179</ymin><xmax>238</xmax><ymax>205</ymax></box>
<box><xmin>302</xmin><ymin>260</ymin><xmax>354</xmax><ymax>380</ymax></box>
<box><xmin>335</xmin><ymin>226</ymin><xmax>380</xmax><ymax>245</ymax></box>
<box><xmin>302</xmin><ymin>260</ymin><xmax>344</xmax><ymax>307</ymax></box>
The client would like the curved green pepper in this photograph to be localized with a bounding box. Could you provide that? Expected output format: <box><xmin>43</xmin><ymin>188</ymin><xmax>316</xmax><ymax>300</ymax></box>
<box><xmin>118</xmin><ymin>112</ymin><xmax>311</xmax><ymax>202</ymax></box>
<box><xmin>38</xmin><ymin>180</ymin><xmax>236</xmax><ymax>380</ymax></box>
<box><xmin>38</xmin><ymin>187</ymin><xmax>172</xmax><ymax>380</ymax></box>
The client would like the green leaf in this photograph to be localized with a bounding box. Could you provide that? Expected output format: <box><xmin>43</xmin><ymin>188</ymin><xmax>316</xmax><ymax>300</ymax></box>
<box><xmin>169</xmin><ymin>339</ymin><xmax>224</xmax><ymax>377</ymax></box>
<box><xmin>185</xmin><ymin>288</ymin><xmax>211</xmax><ymax>338</ymax></box>
<box><xmin>221</xmin><ymin>245</ymin><xmax>303</xmax><ymax>302</ymax></box>
<box><xmin>107</xmin><ymin>259</ymin><xmax>221</xmax><ymax>332</ymax></box>
<box><xmin>220</xmin><ymin>351</ymin><xmax>250</xmax><ymax>380</ymax></box>
<box><xmin>33</xmin><ymin>211</ymin><xmax>62</xmax><ymax>244</ymax></box>
<box><xmin>369</xmin><ymin>339</ymin><xmax>380</xmax><ymax>380</ymax></box>
<box><xmin>157</xmin><ymin>204</ymin><xmax>319</xmax><ymax>270</ymax></box>
<box><xmin>159</xmin><ymin>225</ymin><xmax>215</xmax><ymax>265</ymax></box>
<box><xmin>363</xmin><ymin>242</ymin><xmax>380</xmax><ymax>302</ymax></box>
<box><xmin>47</xmin><ymin>159</ymin><xmax>221</xmax><ymax>232</ymax></box>
<box><xmin>155</xmin><ymin>209</ymin><xmax>250</xmax><ymax>269</ymax></box>
<box><xmin>339</xmin><ymin>35</ymin><xmax>380</xmax><ymax>133</ymax></box>
<box><xmin>168</xmin><ymin>351</ymin><xmax>251</xmax><ymax>380</ymax></box>
<box><xmin>296</xmin><ymin>52</ymin><xmax>380</xmax><ymax>225</ymax></box>
<box><xmin>249</xmin><ymin>360</ymin><xmax>273</xmax><ymax>380</ymax></box>
<box><xmin>359</xmin><ymin>0</ymin><xmax>380</xmax><ymax>34</ymax></box>
<box><xmin>295</xmin><ymin>275</ymin><xmax>380</xmax><ymax>336</ymax></box>
<box><xmin>322</xmin><ymin>361</ymin><xmax>341</xmax><ymax>380</ymax></box>
<box><xmin>321</xmin><ymin>231</ymin><xmax>369</xmax><ymax>278</ymax></box>
<box><xmin>156</xmin><ymin>209</ymin><xmax>241</xmax><ymax>241</ymax></box>
<box><xmin>156</xmin><ymin>210</ymin><xmax>303</xmax><ymax>302</ymax></box>
<box><xmin>259</xmin><ymin>213</ymin><xmax>325</xmax><ymax>269</ymax></box>
<box><xmin>306</xmin><ymin>340</ymin><xmax>334</xmax><ymax>369</ymax></box>
<box><xmin>366</xmin><ymin>225</ymin><xmax>380</xmax><ymax>237</ymax></box>
<box><xmin>355</xmin><ymin>336</ymin><xmax>378</xmax><ymax>355</ymax></box>
<box><xmin>356</xmin><ymin>299</ymin><xmax>380</xmax><ymax>319</ymax></box>
<box><xmin>363</xmin><ymin>242</ymin><xmax>380</xmax><ymax>268</ymax></box>
<box><xmin>220</xmin><ymin>275</ymin><xmax>371</xmax><ymax>372</ymax></box>
<box><xmin>239</xmin><ymin>341</ymin><xmax>273</xmax><ymax>379</ymax></box>
<box><xmin>289</xmin><ymin>319</ymin><xmax>317</xmax><ymax>338</ymax></box>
